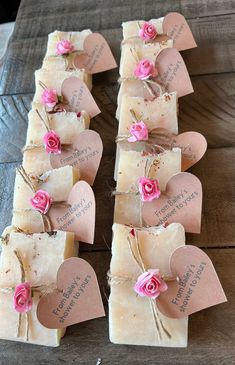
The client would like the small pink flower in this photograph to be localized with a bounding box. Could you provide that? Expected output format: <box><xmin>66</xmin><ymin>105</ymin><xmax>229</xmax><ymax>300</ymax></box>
<box><xmin>128</xmin><ymin>121</ymin><xmax>149</xmax><ymax>142</ymax></box>
<box><xmin>41</xmin><ymin>89</ymin><xmax>58</xmax><ymax>108</ymax></box>
<box><xmin>43</xmin><ymin>130</ymin><xmax>61</xmax><ymax>154</ymax></box>
<box><xmin>139</xmin><ymin>22</ymin><xmax>157</xmax><ymax>41</ymax></box>
<box><xmin>13</xmin><ymin>282</ymin><xmax>33</xmax><ymax>313</ymax></box>
<box><xmin>56</xmin><ymin>40</ymin><xmax>74</xmax><ymax>55</ymax></box>
<box><xmin>139</xmin><ymin>177</ymin><xmax>161</xmax><ymax>202</ymax></box>
<box><xmin>134</xmin><ymin>59</ymin><xmax>158</xmax><ymax>80</ymax></box>
<box><xmin>134</xmin><ymin>269</ymin><xmax>168</xmax><ymax>299</ymax></box>
<box><xmin>30</xmin><ymin>189</ymin><xmax>52</xmax><ymax>214</ymax></box>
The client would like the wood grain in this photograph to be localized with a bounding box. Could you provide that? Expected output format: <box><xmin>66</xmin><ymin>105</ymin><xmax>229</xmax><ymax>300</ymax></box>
<box><xmin>0</xmin><ymin>249</ymin><xmax>233</xmax><ymax>365</ymax></box>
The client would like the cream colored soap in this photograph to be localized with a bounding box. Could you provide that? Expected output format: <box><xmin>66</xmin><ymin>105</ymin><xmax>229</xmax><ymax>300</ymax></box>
<box><xmin>120</xmin><ymin>41</ymin><xmax>172</xmax><ymax>79</ymax></box>
<box><xmin>43</xmin><ymin>29</ymin><xmax>92</xmax><ymax>71</ymax></box>
<box><xmin>109</xmin><ymin>222</ymin><xmax>188</xmax><ymax>347</ymax></box>
<box><xmin>114</xmin><ymin>148</ymin><xmax>181</xmax><ymax>226</ymax></box>
<box><xmin>114</xmin><ymin>93</ymin><xmax>178</xmax><ymax>180</ymax></box>
<box><xmin>23</xmin><ymin>109</ymin><xmax>89</xmax><ymax>176</ymax></box>
<box><xmin>12</xmin><ymin>166</ymin><xmax>79</xmax><ymax>233</ymax></box>
<box><xmin>0</xmin><ymin>228</ymin><xmax>76</xmax><ymax>347</ymax></box>
<box><xmin>118</xmin><ymin>93</ymin><xmax>178</xmax><ymax>135</ymax></box>
<box><xmin>32</xmin><ymin>68</ymin><xmax>91</xmax><ymax>110</ymax></box>
<box><xmin>122</xmin><ymin>18</ymin><xmax>164</xmax><ymax>40</ymax></box>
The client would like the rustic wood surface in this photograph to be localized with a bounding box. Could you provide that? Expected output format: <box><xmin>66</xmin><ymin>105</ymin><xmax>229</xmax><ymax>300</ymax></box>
<box><xmin>0</xmin><ymin>0</ymin><xmax>234</xmax><ymax>364</ymax></box>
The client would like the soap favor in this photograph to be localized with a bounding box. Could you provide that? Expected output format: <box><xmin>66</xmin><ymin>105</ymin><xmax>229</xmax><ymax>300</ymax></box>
<box><xmin>0</xmin><ymin>228</ymin><xmax>76</xmax><ymax>347</ymax></box>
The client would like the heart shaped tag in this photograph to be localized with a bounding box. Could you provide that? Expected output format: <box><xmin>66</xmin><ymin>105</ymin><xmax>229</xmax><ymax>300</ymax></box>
<box><xmin>61</xmin><ymin>77</ymin><xmax>101</xmax><ymax>118</ymax></box>
<box><xmin>150</xmin><ymin>130</ymin><xmax>207</xmax><ymax>171</ymax></box>
<box><xmin>174</xmin><ymin>132</ymin><xmax>207</xmax><ymax>171</ymax></box>
<box><xmin>50</xmin><ymin>130</ymin><xmax>103</xmax><ymax>186</ymax></box>
<box><xmin>74</xmin><ymin>33</ymin><xmax>117</xmax><ymax>74</ymax></box>
<box><xmin>156</xmin><ymin>245</ymin><xmax>227</xmax><ymax>318</ymax></box>
<box><xmin>163</xmin><ymin>12</ymin><xmax>197</xmax><ymax>51</ymax></box>
<box><xmin>154</xmin><ymin>48</ymin><xmax>193</xmax><ymax>97</ymax></box>
<box><xmin>49</xmin><ymin>181</ymin><xmax>95</xmax><ymax>244</ymax></box>
<box><xmin>37</xmin><ymin>257</ymin><xmax>105</xmax><ymax>329</ymax></box>
<box><xmin>142</xmin><ymin>172</ymin><xmax>202</xmax><ymax>233</ymax></box>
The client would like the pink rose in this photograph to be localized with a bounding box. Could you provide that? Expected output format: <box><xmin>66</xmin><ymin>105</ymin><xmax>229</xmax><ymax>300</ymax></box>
<box><xmin>13</xmin><ymin>282</ymin><xmax>33</xmax><ymax>313</ymax></box>
<box><xmin>56</xmin><ymin>40</ymin><xmax>74</xmax><ymax>55</ymax></box>
<box><xmin>128</xmin><ymin>121</ymin><xmax>149</xmax><ymax>142</ymax></box>
<box><xmin>139</xmin><ymin>22</ymin><xmax>157</xmax><ymax>41</ymax></box>
<box><xmin>43</xmin><ymin>130</ymin><xmax>61</xmax><ymax>154</ymax></box>
<box><xmin>134</xmin><ymin>269</ymin><xmax>168</xmax><ymax>299</ymax></box>
<box><xmin>134</xmin><ymin>59</ymin><xmax>158</xmax><ymax>80</ymax></box>
<box><xmin>41</xmin><ymin>89</ymin><xmax>58</xmax><ymax>108</ymax></box>
<box><xmin>139</xmin><ymin>177</ymin><xmax>161</xmax><ymax>202</ymax></box>
<box><xmin>30</xmin><ymin>189</ymin><xmax>53</xmax><ymax>214</ymax></box>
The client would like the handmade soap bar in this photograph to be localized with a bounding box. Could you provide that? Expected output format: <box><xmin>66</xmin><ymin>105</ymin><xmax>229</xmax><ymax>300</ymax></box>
<box><xmin>118</xmin><ymin>93</ymin><xmax>178</xmax><ymax>135</ymax></box>
<box><xmin>12</xmin><ymin>166</ymin><xmax>79</xmax><ymax>233</ymax></box>
<box><xmin>122</xmin><ymin>19</ymin><xmax>164</xmax><ymax>40</ymax></box>
<box><xmin>114</xmin><ymin>148</ymin><xmax>181</xmax><ymax>226</ymax></box>
<box><xmin>43</xmin><ymin>30</ymin><xmax>92</xmax><ymax>71</ymax></box>
<box><xmin>114</xmin><ymin>92</ymin><xmax>178</xmax><ymax>180</ymax></box>
<box><xmin>0</xmin><ymin>228</ymin><xmax>76</xmax><ymax>346</ymax></box>
<box><xmin>23</xmin><ymin>109</ymin><xmax>89</xmax><ymax>176</ymax></box>
<box><xmin>109</xmin><ymin>222</ymin><xmax>188</xmax><ymax>347</ymax></box>
<box><xmin>32</xmin><ymin>68</ymin><xmax>92</xmax><ymax>110</ymax></box>
<box><xmin>120</xmin><ymin>41</ymin><xmax>172</xmax><ymax>79</ymax></box>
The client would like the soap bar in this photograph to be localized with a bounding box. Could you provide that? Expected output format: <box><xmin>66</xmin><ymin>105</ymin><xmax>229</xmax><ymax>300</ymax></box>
<box><xmin>120</xmin><ymin>41</ymin><xmax>172</xmax><ymax>79</ymax></box>
<box><xmin>122</xmin><ymin>18</ymin><xmax>164</xmax><ymax>40</ymax></box>
<box><xmin>32</xmin><ymin>68</ymin><xmax>92</xmax><ymax>110</ymax></box>
<box><xmin>114</xmin><ymin>148</ymin><xmax>181</xmax><ymax>226</ymax></box>
<box><xmin>114</xmin><ymin>93</ymin><xmax>178</xmax><ymax>180</ymax></box>
<box><xmin>23</xmin><ymin>109</ymin><xmax>89</xmax><ymax>176</ymax></box>
<box><xmin>118</xmin><ymin>93</ymin><xmax>178</xmax><ymax>135</ymax></box>
<box><xmin>12</xmin><ymin>166</ymin><xmax>80</xmax><ymax>233</ymax></box>
<box><xmin>43</xmin><ymin>30</ymin><xmax>92</xmax><ymax>71</ymax></box>
<box><xmin>109</xmin><ymin>222</ymin><xmax>188</xmax><ymax>347</ymax></box>
<box><xmin>0</xmin><ymin>228</ymin><xmax>76</xmax><ymax>347</ymax></box>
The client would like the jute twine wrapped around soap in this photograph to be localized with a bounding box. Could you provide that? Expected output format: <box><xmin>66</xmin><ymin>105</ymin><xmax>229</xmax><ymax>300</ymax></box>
<box><xmin>108</xmin><ymin>228</ymin><xmax>178</xmax><ymax>341</ymax></box>
<box><xmin>13</xmin><ymin>166</ymin><xmax>70</xmax><ymax>232</ymax></box>
<box><xmin>0</xmin><ymin>245</ymin><xmax>59</xmax><ymax>341</ymax></box>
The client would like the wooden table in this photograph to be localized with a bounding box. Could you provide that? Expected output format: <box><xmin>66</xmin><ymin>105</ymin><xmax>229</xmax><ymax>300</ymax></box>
<box><xmin>0</xmin><ymin>1</ymin><xmax>234</xmax><ymax>364</ymax></box>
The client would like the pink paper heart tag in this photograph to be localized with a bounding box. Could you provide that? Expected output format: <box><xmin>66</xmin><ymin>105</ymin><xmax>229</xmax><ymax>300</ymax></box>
<box><xmin>154</xmin><ymin>48</ymin><xmax>193</xmax><ymax>97</ymax></box>
<box><xmin>37</xmin><ymin>257</ymin><xmax>105</xmax><ymax>329</ymax></box>
<box><xmin>142</xmin><ymin>172</ymin><xmax>202</xmax><ymax>233</ymax></box>
<box><xmin>157</xmin><ymin>245</ymin><xmax>227</xmax><ymax>318</ymax></box>
<box><xmin>49</xmin><ymin>181</ymin><xmax>95</xmax><ymax>244</ymax></box>
<box><xmin>74</xmin><ymin>33</ymin><xmax>117</xmax><ymax>74</ymax></box>
<box><xmin>163</xmin><ymin>12</ymin><xmax>197</xmax><ymax>51</ymax></box>
<box><xmin>61</xmin><ymin>77</ymin><xmax>101</xmax><ymax>118</ymax></box>
<box><xmin>50</xmin><ymin>130</ymin><xmax>103</xmax><ymax>186</ymax></box>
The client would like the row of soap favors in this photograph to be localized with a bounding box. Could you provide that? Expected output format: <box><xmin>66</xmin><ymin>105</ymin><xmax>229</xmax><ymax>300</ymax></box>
<box><xmin>0</xmin><ymin>30</ymin><xmax>118</xmax><ymax>346</ymax></box>
<box><xmin>109</xmin><ymin>14</ymin><xmax>227</xmax><ymax>347</ymax></box>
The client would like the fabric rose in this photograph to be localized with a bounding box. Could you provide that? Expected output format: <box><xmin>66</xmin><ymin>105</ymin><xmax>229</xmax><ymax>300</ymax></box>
<box><xmin>128</xmin><ymin>121</ymin><xmax>149</xmax><ymax>142</ymax></box>
<box><xmin>13</xmin><ymin>282</ymin><xmax>33</xmax><ymax>313</ymax></box>
<box><xmin>56</xmin><ymin>39</ymin><xmax>74</xmax><ymax>55</ymax></box>
<box><xmin>30</xmin><ymin>189</ymin><xmax>53</xmax><ymax>214</ymax></box>
<box><xmin>43</xmin><ymin>130</ymin><xmax>61</xmax><ymax>154</ymax></box>
<box><xmin>139</xmin><ymin>22</ymin><xmax>157</xmax><ymax>41</ymax></box>
<box><xmin>41</xmin><ymin>89</ymin><xmax>58</xmax><ymax>108</ymax></box>
<box><xmin>134</xmin><ymin>269</ymin><xmax>168</xmax><ymax>299</ymax></box>
<box><xmin>134</xmin><ymin>59</ymin><xmax>158</xmax><ymax>80</ymax></box>
<box><xmin>139</xmin><ymin>177</ymin><xmax>161</xmax><ymax>202</ymax></box>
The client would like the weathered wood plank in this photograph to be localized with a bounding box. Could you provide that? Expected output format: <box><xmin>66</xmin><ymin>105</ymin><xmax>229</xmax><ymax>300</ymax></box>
<box><xmin>15</xmin><ymin>0</ymin><xmax>235</xmax><ymax>40</ymax></box>
<box><xmin>0</xmin><ymin>248</ymin><xmax>233</xmax><ymax>365</ymax></box>
<box><xmin>1</xmin><ymin>12</ymin><xmax>235</xmax><ymax>94</ymax></box>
